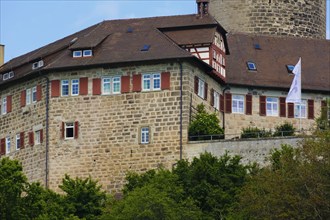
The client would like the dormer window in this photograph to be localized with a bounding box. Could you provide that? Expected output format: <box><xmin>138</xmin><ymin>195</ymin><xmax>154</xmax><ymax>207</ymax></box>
<box><xmin>2</xmin><ymin>71</ymin><xmax>14</xmax><ymax>81</ymax></box>
<box><xmin>247</xmin><ymin>61</ymin><xmax>257</xmax><ymax>71</ymax></box>
<box><xmin>73</xmin><ymin>50</ymin><xmax>82</xmax><ymax>58</ymax></box>
<box><xmin>32</xmin><ymin>60</ymin><xmax>44</xmax><ymax>70</ymax></box>
<box><xmin>286</xmin><ymin>65</ymin><xmax>295</xmax><ymax>74</ymax></box>
<box><xmin>83</xmin><ymin>50</ymin><xmax>92</xmax><ymax>57</ymax></box>
<box><xmin>73</xmin><ymin>50</ymin><xmax>92</xmax><ymax>58</ymax></box>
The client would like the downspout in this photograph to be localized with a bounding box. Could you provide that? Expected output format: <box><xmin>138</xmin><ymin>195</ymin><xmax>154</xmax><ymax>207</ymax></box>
<box><xmin>222</xmin><ymin>85</ymin><xmax>230</xmax><ymax>138</ymax></box>
<box><xmin>39</xmin><ymin>71</ymin><xmax>50</xmax><ymax>189</ymax></box>
<box><xmin>179</xmin><ymin>61</ymin><xmax>183</xmax><ymax>160</ymax></box>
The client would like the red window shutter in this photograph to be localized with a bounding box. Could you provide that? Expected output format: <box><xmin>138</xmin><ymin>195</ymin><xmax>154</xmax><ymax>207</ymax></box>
<box><xmin>74</xmin><ymin>121</ymin><xmax>79</xmax><ymax>139</ymax></box>
<box><xmin>308</xmin><ymin>99</ymin><xmax>314</xmax><ymax>119</ymax></box>
<box><xmin>21</xmin><ymin>90</ymin><xmax>26</xmax><ymax>107</ymax></box>
<box><xmin>210</xmin><ymin>89</ymin><xmax>214</xmax><ymax>107</ymax></box>
<box><xmin>132</xmin><ymin>74</ymin><xmax>142</xmax><ymax>92</ymax></box>
<box><xmin>288</xmin><ymin>103</ymin><xmax>294</xmax><ymax>118</ymax></box>
<box><xmin>40</xmin><ymin>129</ymin><xmax>44</xmax><ymax>143</ymax></box>
<box><xmin>36</xmin><ymin>84</ymin><xmax>42</xmax><ymax>101</ymax></box>
<box><xmin>161</xmin><ymin>72</ymin><xmax>170</xmax><ymax>90</ymax></box>
<box><xmin>51</xmin><ymin>80</ymin><xmax>60</xmax><ymax>97</ymax></box>
<box><xmin>61</xmin><ymin>122</ymin><xmax>65</xmax><ymax>139</ymax></box>
<box><xmin>259</xmin><ymin>96</ymin><xmax>266</xmax><ymax>116</ymax></box>
<box><xmin>194</xmin><ymin>76</ymin><xmax>199</xmax><ymax>94</ymax></box>
<box><xmin>121</xmin><ymin>76</ymin><xmax>130</xmax><ymax>93</ymax></box>
<box><xmin>80</xmin><ymin>77</ymin><xmax>88</xmax><ymax>95</ymax></box>
<box><xmin>225</xmin><ymin>93</ymin><xmax>232</xmax><ymax>113</ymax></box>
<box><xmin>0</xmin><ymin>138</ymin><xmax>5</xmax><ymax>155</ymax></box>
<box><xmin>220</xmin><ymin>94</ymin><xmax>224</xmax><ymax>112</ymax></box>
<box><xmin>279</xmin><ymin>97</ymin><xmax>286</xmax><ymax>117</ymax></box>
<box><xmin>29</xmin><ymin>132</ymin><xmax>34</xmax><ymax>146</ymax></box>
<box><xmin>246</xmin><ymin>94</ymin><xmax>252</xmax><ymax>115</ymax></box>
<box><xmin>204</xmin><ymin>82</ymin><xmax>208</xmax><ymax>100</ymax></box>
<box><xmin>92</xmin><ymin>78</ymin><xmax>101</xmax><ymax>95</ymax></box>
<box><xmin>7</xmin><ymin>95</ymin><xmax>12</xmax><ymax>113</ymax></box>
<box><xmin>20</xmin><ymin>132</ymin><xmax>25</xmax><ymax>149</ymax></box>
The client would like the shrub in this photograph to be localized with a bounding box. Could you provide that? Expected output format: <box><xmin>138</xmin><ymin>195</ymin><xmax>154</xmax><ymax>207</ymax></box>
<box><xmin>241</xmin><ymin>127</ymin><xmax>271</xmax><ymax>139</ymax></box>
<box><xmin>188</xmin><ymin>104</ymin><xmax>224</xmax><ymax>140</ymax></box>
<box><xmin>273</xmin><ymin>122</ymin><xmax>295</xmax><ymax>137</ymax></box>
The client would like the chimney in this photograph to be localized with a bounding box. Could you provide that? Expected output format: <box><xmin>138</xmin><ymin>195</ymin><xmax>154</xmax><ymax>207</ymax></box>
<box><xmin>196</xmin><ymin>0</ymin><xmax>210</xmax><ymax>17</ymax></box>
<box><xmin>0</xmin><ymin>44</ymin><xmax>4</xmax><ymax>66</ymax></box>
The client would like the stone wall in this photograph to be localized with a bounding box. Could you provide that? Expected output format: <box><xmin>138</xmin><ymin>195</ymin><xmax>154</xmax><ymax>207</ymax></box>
<box><xmin>185</xmin><ymin>137</ymin><xmax>303</xmax><ymax>166</ymax></box>
<box><xmin>0</xmin><ymin>77</ymin><xmax>47</xmax><ymax>185</ymax></box>
<box><xmin>209</xmin><ymin>0</ymin><xmax>326</xmax><ymax>39</ymax></box>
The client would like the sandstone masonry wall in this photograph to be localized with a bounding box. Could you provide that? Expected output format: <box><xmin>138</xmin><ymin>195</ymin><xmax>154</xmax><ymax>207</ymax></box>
<box><xmin>209</xmin><ymin>0</ymin><xmax>326</xmax><ymax>39</ymax></box>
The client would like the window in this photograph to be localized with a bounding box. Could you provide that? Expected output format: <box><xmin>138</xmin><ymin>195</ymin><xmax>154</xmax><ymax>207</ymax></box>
<box><xmin>9</xmin><ymin>71</ymin><xmax>14</xmax><ymax>79</ymax></box>
<box><xmin>213</xmin><ymin>91</ymin><xmax>220</xmax><ymax>110</ymax></box>
<box><xmin>102</xmin><ymin>77</ymin><xmax>121</xmax><ymax>95</ymax></box>
<box><xmin>5</xmin><ymin>136</ymin><xmax>10</xmax><ymax>154</ymax></box>
<box><xmin>247</xmin><ymin>61</ymin><xmax>257</xmax><ymax>71</ymax></box>
<box><xmin>26</xmin><ymin>88</ymin><xmax>31</xmax><ymax>105</ymax></box>
<box><xmin>2</xmin><ymin>73</ymin><xmax>9</xmax><ymax>81</ymax></box>
<box><xmin>16</xmin><ymin>134</ymin><xmax>20</xmax><ymax>150</ymax></box>
<box><xmin>32</xmin><ymin>60</ymin><xmax>44</xmax><ymax>70</ymax></box>
<box><xmin>83</xmin><ymin>50</ymin><xmax>92</xmax><ymax>57</ymax></box>
<box><xmin>35</xmin><ymin>130</ymin><xmax>41</xmax><ymax>145</ymax></box>
<box><xmin>73</xmin><ymin>51</ymin><xmax>82</xmax><ymax>57</ymax></box>
<box><xmin>65</xmin><ymin>122</ymin><xmax>74</xmax><ymax>139</ymax></box>
<box><xmin>286</xmin><ymin>65</ymin><xmax>295</xmax><ymax>74</ymax></box>
<box><xmin>32</xmin><ymin>86</ymin><xmax>37</xmax><ymax>103</ymax></box>
<box><xmin>61</xmin><ymin>80</ymin><xmax>69</xmax><ymax>96</ymax></box>
<box><xmin>232</xmin><ymin>95</ymin><xmax>244</xmax><ymax>113</ymax></box>
<box><xmin>142</xmin><ymin>73</ymin><xmax>160</xmax><ymax>91</ymax></box>
<box><xmin>71</xmin><ymin>79</ymin><xmax>79</xmax><ymax>96</ymax></box>
<box><xmin>141</xmin><ymin>45</ymin><xmax>150</xmax><ymax>51</ymax></box>
<box><xmin>141</xmin><ymin>127</ymin><xmax>149</xmax><ymax>144</ymax></box>
<box><xmin>198</xmin><ymin>79</ymin><xmax>205</xmax><ymax>98</ymax></box>
<box><xmin>266</xmin><ymin>97</ymin><xmax>278</xmax><ymax>116</ymax></box>
<box><xmin>294</xmin><ymin>100</ymin><xmax>307</xmax><ymax>118</ymax></box>
<box><xmin>2</xmin><ymin>97</ymin><xmax>7</xmax><ymax>115</ymax></box>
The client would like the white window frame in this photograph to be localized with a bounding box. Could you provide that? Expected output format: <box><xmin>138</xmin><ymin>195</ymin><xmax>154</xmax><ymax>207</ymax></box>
<box><xmin>35</xmin><ymin>130</ymin><xmax>41</xmax><ymax>145</ymax></box>
<box><xmin>73</xmin><ymin>50</ymin><xmax>82</xmax><ymax>58</ymax></box>
<box><xmin>198</xmin><ymin>79</ymin><xmax>205</xmax><ymax>98</ymax></box>
<box><xmin>32</xmin><ymin>86</ymin><xmax>37</xmax><ymax>103</ymax></box>
<box><xmin>71</xmin><ymin>79</ymin><xmax>79</xmax><ymax>96</ymax></box>
<box><xmin>213</xmin><ymin>91</ymin><xmax>220</xmax><ymax>110</ymax></box>
<box><xmin>141</xmin><ymin>127</ymin><xmax>149</xmax><ymax>144</ymax></box>
<box><xmin>5</xmin><ymin>136</ymin><xmax>10</xmax><ymax>154</ymax></box>
<box><xmin>2</xmin><ymin>97</ymin><xmax>7</xmax><ymax>115</ymax></box>
<box><xmin>83</xmin><ymin>50</ymin><xmax>92</xmax><ymax>57</ymax></box>
<box><xmin>102</xmin><ymin>76</ymin><xmax>121</xmax><ymax>95</ymax></box>
<box><xmin>232</xmin><ymin>95</ymin><xmax>244</xmax><ymax>114</ymax></box>
<box><xmin>16</xmin><ymin>134</ymin><xmax>20</xmax><ymax>150</ymax></box>
<box><xmin>65</xmin><ymin>122</ymin><xmax>75</xmax><ymax>140</ymax></box>
<box><xmin>3</xmin><ymin>73</ymin><xmax>9</xmax><ymax>81</ymax></box>
<box><xmin>9</xmin><ymin>71</ymin><xmax>14</xmax><ymax>79</ymax></box>
<box><xmin>26</xmin><ymin>88</ymin><xmax>31</xmax><ymax>105</ymax></box>
<box><xmin>266</xmin><ymin>97</ymin><xmax>279</xmax><ymax>116</ymax></box>
<box><xmin>61</xmin><ymin>80</ymin><xmax>69</xmax><ymax>96</ymax></box>
<box><xmin>294</xmin><ymin>100</ymin><xmax>307</xmax><ymax>118</ymax></box>
<box><xmin>142</xmin><ymin>73</ymin><xmax>161</xmax><ymax>91</ymax></box>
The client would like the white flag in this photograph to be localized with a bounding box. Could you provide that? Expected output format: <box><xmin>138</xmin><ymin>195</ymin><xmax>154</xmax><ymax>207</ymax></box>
<box><xmin>286</xmin><ymin>58</ymin><xmax>301</xmax><ymax>103</ymax></box>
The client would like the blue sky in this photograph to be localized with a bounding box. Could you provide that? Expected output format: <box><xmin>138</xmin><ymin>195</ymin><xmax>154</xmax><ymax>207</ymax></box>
<box><xmin>0</xmin><ymin>0</ymin><xmax>329</xmax><ymax>63</ymax></box>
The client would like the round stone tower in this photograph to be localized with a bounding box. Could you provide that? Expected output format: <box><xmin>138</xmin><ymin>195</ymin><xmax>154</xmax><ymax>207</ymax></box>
<box><xmin>208</xmin><ymin>0</ymin><xmax>326</xmax><ymax>39</ymax></box>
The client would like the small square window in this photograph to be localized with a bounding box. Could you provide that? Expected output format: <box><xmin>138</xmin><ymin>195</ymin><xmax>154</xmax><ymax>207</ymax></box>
<box><xmin>247</xmin><ymin>61</ymin><xmax>257</xmax><ymax>71</ymax></box>
<box><xmin>32</xmin><ymin>62</ymin><xmax>39</xmax><ymax>69</ymax></box>
<box><xmin>8</xmin><ymin>71</ymin><xmax>14</xmax><ymax>79</ymax></box>
<box><xmin>286</xmin><ymin>65</ymin><xmax>295</xmax><ymax>74</ymax></box>
<box><xmin>3</xmin><ymin>73</ymin><xmax>9</xmax><ymax>81</ymax></box>
<box><xmin>73</xmin><ymin>51</ymin><xmax>82</xmax><ymax>58</ymax></box>
<box><xmin>141</xmin><ymin>45</ymin><xmax>150</xmax><ymax>51</ymax></box>
<box><xmin>83</xmin><ymin>50</ymin><xmax>92</xmax><ymax>57</ymax></box>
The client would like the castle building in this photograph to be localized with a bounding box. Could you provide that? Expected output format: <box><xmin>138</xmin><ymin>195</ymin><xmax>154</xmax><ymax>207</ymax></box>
<box><xmin>0</xmin><ymin>0</ymin><xmax>329</xmax><ymax>192</ymax></box>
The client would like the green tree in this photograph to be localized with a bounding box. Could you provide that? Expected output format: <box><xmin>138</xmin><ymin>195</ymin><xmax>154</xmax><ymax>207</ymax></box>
<box><xmin>235</xmin><ymin>130</ymin><xmax>330</xmax><ymax>219</ymax></box>
<box><xmin>59</xmin><ymin>174</ymin><xmax>107</xmax><ymax>220</ymax></box>
<box><xmin>189</xmin><ymin>104</ymin><xmax>224</xmax><ymax>140</ymax></box>
<box><xmin>316</xmin><ymin>99</ymin><xmax>330</xmax><ymax>130</ymax></box>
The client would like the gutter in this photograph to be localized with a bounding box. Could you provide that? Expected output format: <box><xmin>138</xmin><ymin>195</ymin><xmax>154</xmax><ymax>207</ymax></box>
<box><xmin>179</xmin><ymin>61</ymin><xmax>183</xmax><ymax>160</ymax></box>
